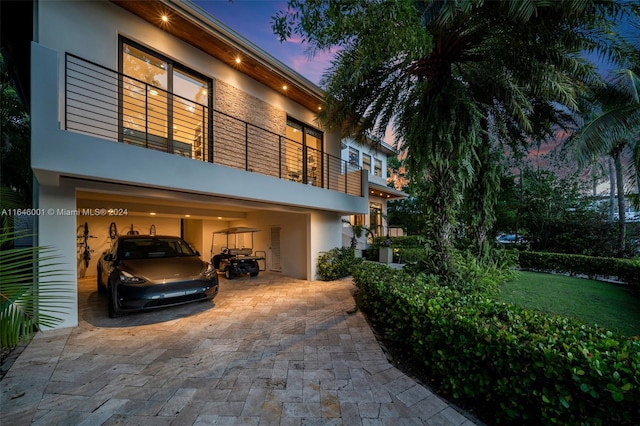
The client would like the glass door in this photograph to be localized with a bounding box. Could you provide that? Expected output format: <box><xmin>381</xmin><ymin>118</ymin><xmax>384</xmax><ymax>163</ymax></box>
<box><xmin>121</xmin><ymin>43</ymin><xmax>168</xmax><ymax>150</ymax></box>
<box><xmin>285</xmin><ymin>118</ymin><xmax>323</xmax><ymax>186</ymax></box>
<box><xmin>305</xmin><ymin>128</ymin><xmax>322</xmax><ymax>187</ymax></box>
<box><xmin>173</xmin><ymin>70</ymin><xmax>209</xmax><ymax>159</ymax></box>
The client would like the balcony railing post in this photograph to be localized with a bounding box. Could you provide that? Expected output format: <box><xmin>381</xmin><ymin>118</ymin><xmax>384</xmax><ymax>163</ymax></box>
<box><xmin>64</xmin><ymin>54</ymin><xmax>68</xmax><ymax>130</ymax></box>
<box><xmin>201</xmin><ymin>106</ymin><xmax>205</xmax><ymax>162</ymax></box>
<box><xmin>245</xmin><ymin>122</ymin><xmax>249</xmax><ymax>171</ymax></box>
<box><xmin>302</xmin><ymin>145</ymin><xmax>307</xmax><ymax>184</ymax></box>
<box><xmin>345</xmin><ymin>160</ymin><xmax>348</xmax><ymax>194</ymax></box>
<box><xmin>278</xmin><ymin>136</ymin><xmax>282</xmax><ymax>179</ymax></box>
<box><xmin>144</xmin><ymin>84</ymin><xmax>149</xmax><ymax>148</ymax></box>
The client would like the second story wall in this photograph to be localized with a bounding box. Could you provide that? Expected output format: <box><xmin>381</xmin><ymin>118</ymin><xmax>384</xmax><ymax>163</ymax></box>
<box><xmin>36</xmin><ymin>0</ymin><xmax>324</xmax><ymax>145</ymax></box>
<box><xmin>341</xmin><ymin>137</ymin><xmax>392</xmax><ymax>186</ymax></box>
<box><xmin>32</xmin><ymin>0</ymin><xmax>367</xmax><ymax>215</ymax></box>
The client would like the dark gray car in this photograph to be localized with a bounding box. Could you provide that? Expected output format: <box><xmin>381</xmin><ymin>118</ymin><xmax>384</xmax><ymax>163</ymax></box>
<box><xmin>97</xmin><ymin>235</ymin><xmax>218</xmax><ymax>318</ymax></box>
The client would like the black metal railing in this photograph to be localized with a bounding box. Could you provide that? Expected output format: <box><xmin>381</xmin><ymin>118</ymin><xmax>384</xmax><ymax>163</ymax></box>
<box><xmin>65</xmin><ymin>53</ymin><xmax>362</xmax><ymax>197</ymax></box>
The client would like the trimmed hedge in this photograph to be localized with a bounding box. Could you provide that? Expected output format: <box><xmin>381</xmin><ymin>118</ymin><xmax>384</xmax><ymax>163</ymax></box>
<box><xmin>353</xmin><ymin>262</ymin><xmax>640</xmax><ymax>425</ymax></box>
<box><xmin>316</xmin><ymin>247</ymin><xmax>362</xmax><ymax>281</ymax></box>
<box><xmin>369</xmin><ymin>236</ymin><xmax>426</xmax><ymax>263</ymax></box>
<box><xmin>515</xmin><ymin>251</ymin><xmax>640</xmax><ymax>288</ymax></box>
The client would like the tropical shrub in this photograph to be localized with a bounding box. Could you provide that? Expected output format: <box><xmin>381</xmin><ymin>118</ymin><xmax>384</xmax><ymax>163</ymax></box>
<box><xmin>1</xmin><ymin>229</ymin><xmax>72</xmax><ymax>350</ymax></box>
<box><xmin>352</xmin><ymin>262</ymin><xmax>640</xmax><ymax>425</ymax></box>
<box><xmin>402</xmin><ymin>247</ymin><xmax>517</xmax><ymax>295</ymax></box>
<box><xmin>515</xmin><ymin>250</ymin><xmax>640</xmax><ymax>288</ymax></box>
<box><xmin>316</xmin><ymin>247</ymin><xmax>362</xmax><ymax>281</ymax></box>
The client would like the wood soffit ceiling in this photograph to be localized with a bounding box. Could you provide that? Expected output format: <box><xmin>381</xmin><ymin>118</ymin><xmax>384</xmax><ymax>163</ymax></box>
<box><xmin>110</xmin><ymin>0</ymin><xmax>324</xmax><ymax>113</ymax></box>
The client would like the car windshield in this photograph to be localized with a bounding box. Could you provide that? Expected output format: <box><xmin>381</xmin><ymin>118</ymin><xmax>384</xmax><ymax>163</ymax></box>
<box><xmin>120</xmin><ymin>238</ymin><xmax>197</xmax><ymax>260</ymax></box>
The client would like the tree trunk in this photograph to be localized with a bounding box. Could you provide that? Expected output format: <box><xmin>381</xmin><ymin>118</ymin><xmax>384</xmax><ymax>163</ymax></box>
<box><xmin>608</xmin><ymin>157</ymin><xmax>616</xmax><ymax>222</ymax></box>
<box><xmin>613</xmin><ymin>149</ymin><xmax>626</xmax><ymax>256</ymax></box>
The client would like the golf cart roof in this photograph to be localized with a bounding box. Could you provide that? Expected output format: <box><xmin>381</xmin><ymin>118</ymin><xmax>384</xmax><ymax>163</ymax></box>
<box><xmin>213</xmin><ymin>227</ymin><xmax>261</xmax><ymax>235</ymax></box>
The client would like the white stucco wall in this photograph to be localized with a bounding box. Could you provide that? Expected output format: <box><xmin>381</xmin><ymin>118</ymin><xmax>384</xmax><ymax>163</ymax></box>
<box><xmin>36</xmin><ymin>184</ymin><xmax>78</xmax><ymax>329</ymax></box>
<box><xmin>341</xmin><ymin>137</ymin><xmax>390</xmax><ymax>182</ymax></box>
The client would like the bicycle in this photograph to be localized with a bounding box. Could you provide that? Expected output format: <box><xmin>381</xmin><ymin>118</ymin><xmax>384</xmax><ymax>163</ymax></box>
<box><xmin>77</xmin><ymin>221</ymin><xmax>97</xmax><ymax>268</ymax></box>
<box><xmin>126</xmin><ymin>223</ymin><xmax>140</xmax><ymax>236</ymax></box>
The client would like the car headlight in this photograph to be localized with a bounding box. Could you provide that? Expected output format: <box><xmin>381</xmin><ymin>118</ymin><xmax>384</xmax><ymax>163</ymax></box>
<box><xmin>203</xmin><ymin>263</ymin><xmax>216</xmax><ymax>278</ymax></box>
<box><xmin>119</xmin><ymin>270</ymin><xmax>146</xmax><ymax>284</ymax></box>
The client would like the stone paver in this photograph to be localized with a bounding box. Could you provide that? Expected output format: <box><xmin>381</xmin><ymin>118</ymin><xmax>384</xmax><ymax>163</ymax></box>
<box><xmin>1</xmin><ymin>273</ymin><xmax>478</xmax><ymax>425</ymax></box>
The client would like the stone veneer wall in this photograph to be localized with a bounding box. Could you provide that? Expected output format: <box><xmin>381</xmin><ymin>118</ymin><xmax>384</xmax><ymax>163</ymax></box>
<box><xmin>213</xmin><ymin>80</ymin><xmax>286</xmax><ymax>178</ymax></box>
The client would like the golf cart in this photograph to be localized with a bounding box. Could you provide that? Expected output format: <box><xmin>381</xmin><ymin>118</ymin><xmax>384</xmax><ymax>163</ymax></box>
<box><xmin>210</xmin><ymin>227</ymin><xmax>265</xmax><ymax>279</ymax></box>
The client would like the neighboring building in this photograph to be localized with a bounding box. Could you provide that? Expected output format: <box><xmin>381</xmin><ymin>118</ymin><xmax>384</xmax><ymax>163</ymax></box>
<box><xmin>341</xmin><ymin>137</ymin><xmax>407</xmax><ymax>249</ymax></box>
<box><xmin>30</xmin><ymin>0</ymin><xmax>368</xmax><ymax>328</ymax></box>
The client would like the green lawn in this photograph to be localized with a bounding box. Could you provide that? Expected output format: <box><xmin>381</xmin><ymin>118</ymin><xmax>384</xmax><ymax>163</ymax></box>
<box><xmin>496</xmin><ymin>271</ymin><xmax>640</xmax><ymax>337</ymax></box>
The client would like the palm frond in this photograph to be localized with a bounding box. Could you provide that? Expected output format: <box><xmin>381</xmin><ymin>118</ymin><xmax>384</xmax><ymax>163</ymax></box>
<box><xmin>0</xmin><ymin>229</ymin><xmax>73</xmax><ymax>349</ymax></box>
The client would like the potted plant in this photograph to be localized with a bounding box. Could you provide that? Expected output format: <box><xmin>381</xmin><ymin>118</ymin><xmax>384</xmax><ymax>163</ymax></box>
<box><xmin>378</xmin><ymin>236</ymin><xmax>393</xmax><ymax>264</ymax></box>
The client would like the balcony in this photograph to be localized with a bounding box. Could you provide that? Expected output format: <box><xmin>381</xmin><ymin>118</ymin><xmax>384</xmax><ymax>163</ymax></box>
<box><xmin>64</xmin><ymin>53</ymin><xmax>362</xmax><ymax>197</ymax></box>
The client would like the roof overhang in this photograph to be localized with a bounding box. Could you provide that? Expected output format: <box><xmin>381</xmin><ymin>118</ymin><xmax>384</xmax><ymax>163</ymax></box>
<box><xmin>368</xmin><ymin>182</ymin><xmax>407</xmax><ymax>200</ymax></box>
<box><xmin>110</xmin><ymin>0</ymin><xmax>325</xmax><ymax>112</ymax></box>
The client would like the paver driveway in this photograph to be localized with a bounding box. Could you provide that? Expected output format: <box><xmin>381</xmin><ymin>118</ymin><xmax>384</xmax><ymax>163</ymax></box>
<box><xmin>1</xmin><ymin>273</ymin><xmax>477</xmax><ymax>425</ymax></box>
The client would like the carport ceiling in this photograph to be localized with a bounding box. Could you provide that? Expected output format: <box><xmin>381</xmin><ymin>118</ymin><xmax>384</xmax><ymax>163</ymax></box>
<box><xmin>77</xmin><ymin>191</ymin><xmax>249</xmax><ymax>221</ymax></box>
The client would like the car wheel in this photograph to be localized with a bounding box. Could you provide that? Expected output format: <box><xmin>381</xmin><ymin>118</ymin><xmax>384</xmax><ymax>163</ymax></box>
<box><xmin>107</xmin><ymin>285</ymin><xmax>122</xmax><ymax>318</ymax></box>
<box><xmin>225</xmin><ymin>267</ymin><xmax>234</xmax><ymax>280</ymax></box>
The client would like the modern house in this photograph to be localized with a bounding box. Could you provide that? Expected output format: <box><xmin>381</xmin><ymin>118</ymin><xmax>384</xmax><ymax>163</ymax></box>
<box><xmin>30</xmin><ymin>0</ymin><xmax>368</xmax><ymax>328</ymax></box>
<box><xmin>341</xmin><ymin>137</ymin><xmax>407</xmax><ymax>249</ymax></box>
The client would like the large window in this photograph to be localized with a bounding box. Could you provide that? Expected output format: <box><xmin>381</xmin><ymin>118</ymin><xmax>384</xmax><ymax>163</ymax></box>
<box><xmin>285</xmin><ymin>118</ymin><xmax>323</xmax><ymax>186</ymax></box>
<box><xmin>119</xmin><ymin>38</ymin><xmax>211</xmax><ymax>160</ymax></box>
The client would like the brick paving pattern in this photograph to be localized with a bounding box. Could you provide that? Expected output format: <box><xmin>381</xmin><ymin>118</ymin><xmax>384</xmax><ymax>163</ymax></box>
<box><xmin>1</xmin><ymin>273</ymin><xmax>478</xmax><ymax>425</ymax></box>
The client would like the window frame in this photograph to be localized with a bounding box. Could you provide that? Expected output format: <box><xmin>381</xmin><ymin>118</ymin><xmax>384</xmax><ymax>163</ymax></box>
<box><xmin>374</xmin><ymin>158</ymin><xmax>383</xmax><ymax>177</ymax></box>
<box><xmin>349</xmin><ymin>147</ymin><xmax>359</xmax><ymax>167</ymax></box>
<box><xmin>286</xmin><ymin>117</ymin><xmax>324</xmax><ymax>186</ymax></box>
<box><xmin>118</xmin><ymin>36</ymin><xmax>213</xmax><ymax>161</ymax></box>
<box><xmin>362</xmin><ymin>153</ymin><xmax>371</xmax><ymax>173</ymax></box>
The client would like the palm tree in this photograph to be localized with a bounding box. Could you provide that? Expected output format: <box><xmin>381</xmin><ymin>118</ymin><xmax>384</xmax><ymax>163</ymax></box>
<box><xmin>274</xmin><ymin>0</ymin><xmax>633</xmax><ymax>274</ymax></box>
<box><xmin>0</xmin><ymin>51</ymin><xmax>31</xmax><ymax>208</ymax></box>
<box><xmin>573</xmin><ymin>65</ymin><xmax>640</xmax><ymax>255</ymax></box>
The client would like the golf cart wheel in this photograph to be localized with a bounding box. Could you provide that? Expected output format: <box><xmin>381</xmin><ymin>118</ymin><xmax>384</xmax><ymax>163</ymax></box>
<box><xmin>225</xmin><ymin>267</ymin><xmax>235</xmax><ymax>280</ymax></box>
<box><xmin>250</xmin><ymin>271</ymin><xmax>259</xmax><ymax>277</ymax></box>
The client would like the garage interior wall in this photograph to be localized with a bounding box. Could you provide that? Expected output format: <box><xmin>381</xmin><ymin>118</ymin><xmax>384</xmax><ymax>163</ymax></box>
<box><xmin>76</xmin><ymin>215</ymin><xmax>181</xmax><ymax>278</ymax></box>
<box><xmin>202</xmin><ymin>211</ymin><xmax>308</xmax><ymax>280</ymax></box>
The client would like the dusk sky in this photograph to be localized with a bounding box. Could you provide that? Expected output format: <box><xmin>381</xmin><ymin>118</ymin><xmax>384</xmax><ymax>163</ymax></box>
<box><xmin>192</xmin><ymin>0</ymin><xmax>637</xmax><ymax>86</ymax></box>
<box><xmin>193</xmin><ymin>0</ymin><xmax>333</xmax><ymax>86</ymax></box>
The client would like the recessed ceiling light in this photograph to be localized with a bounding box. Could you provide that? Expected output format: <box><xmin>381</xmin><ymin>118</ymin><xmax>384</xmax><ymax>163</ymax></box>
<box><xmin>282</xmin><ymin>85</ymin><xmax>288</xmax><ymax>90</ymax></box>
<box><xmin>150</xmin><ymin>212</ymin><xmax>156</xmax><ymax>216</ymax></box>
<box><xmin>185</xmin><ymin>214</ymin><xmax>191</xmax><ymax>218</ymax></box>
<box><xmin>217</xmin><ymin>216</ymin><xmax>223</xmax><ymax>219</ymax></box>
<box><xmin>235</xmin><ymin>57</ymin><xmax>241</xmax><ymax>64</ymax></box>
<box><xmin>161</xmin><ymin>15</ymin><xmax>168</xmax><ymax>22</ymax></box>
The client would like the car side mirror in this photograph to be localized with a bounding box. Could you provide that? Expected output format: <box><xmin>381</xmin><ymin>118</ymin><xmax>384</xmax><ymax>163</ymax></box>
<box><xmin>103</xmin><ymin>253</ymin><xmax>114</xmax><ymax>262</ymax></box>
